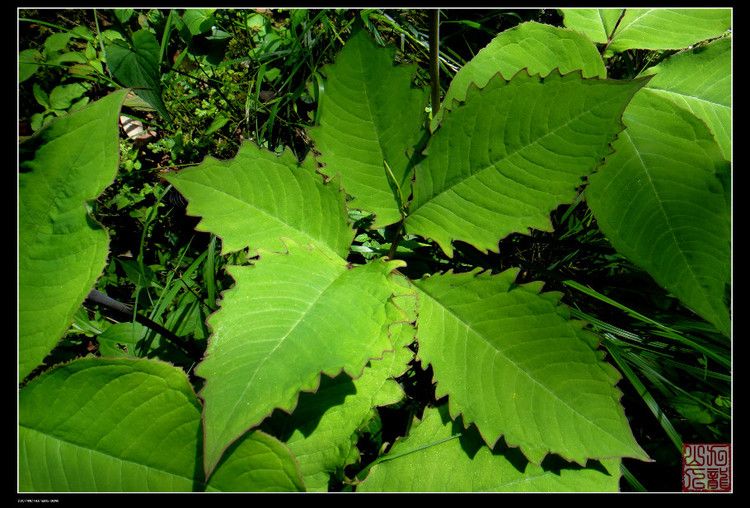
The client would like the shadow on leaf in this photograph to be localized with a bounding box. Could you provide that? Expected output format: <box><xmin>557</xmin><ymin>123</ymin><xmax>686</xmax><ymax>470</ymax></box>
<box><xmin>261</xmin><ymin>370</ymin><xmax>358</xmax><ymax>441</ymax></box>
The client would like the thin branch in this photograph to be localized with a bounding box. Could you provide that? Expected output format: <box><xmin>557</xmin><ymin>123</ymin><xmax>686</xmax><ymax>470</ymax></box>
<box><xmin>86</xmin><ymin>289</ymin><xmax>202</xmax><ymax>358</ymax></box>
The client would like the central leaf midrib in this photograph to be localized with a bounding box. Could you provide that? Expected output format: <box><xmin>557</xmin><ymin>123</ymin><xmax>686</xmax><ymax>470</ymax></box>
<box><xmin>618</xmin><ymin>129</ymin><xmax>716</xmax><ymax>316</ymax></box>
<box><xmin>410</xmin><ymin>81</ymin><xmax>627</xmax><ymax>218</ymax></box>
<box><xmin>416</xmin><ymin>283</ymin><xmax>633</xmax><ymax>449</ymax></box>
<box><xmin>182</xmin><ymin>178</ymin><xmax>343</xmax><ymax>260</ymax></box>
<box><xmin>614</xmin><ymin>9</ymin><xmax>652</xmax><ymax>40</ymax></box>
<box><xmin>355</xmin><ymin>43</ymin><xmax>389</xmax><ymax>176</ymax></box>
<box><xmin>599</xmin><ymin>9</ymin><xmax>618</xmax><ymax>41</ymax></box>
<box><xmin>219</xmin><ymin>262</ymin><xmax>347</xmax><ymax>439</ymax></box>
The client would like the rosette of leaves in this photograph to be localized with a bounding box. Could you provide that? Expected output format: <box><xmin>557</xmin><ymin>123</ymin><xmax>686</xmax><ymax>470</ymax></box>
<box><xmin>168</xmin><ymin>26</ymin><xmax>652</xmax><ymax>490</ymax></box>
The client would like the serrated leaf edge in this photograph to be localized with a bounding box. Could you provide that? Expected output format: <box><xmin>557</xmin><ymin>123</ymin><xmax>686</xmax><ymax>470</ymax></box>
<box><xmin>413</xmin><ymin>69</ymin><xmax>651</xmax><ymax>257</ymax></box>
<box><xmin>413</xmin><ymin>267</ymin><xmax>649</xmax><ymax>466</ymax></box>
<box><xmin>197</xmin><ymin>245</ymin><xmax>409</xmax><ymax>478</ymax></box>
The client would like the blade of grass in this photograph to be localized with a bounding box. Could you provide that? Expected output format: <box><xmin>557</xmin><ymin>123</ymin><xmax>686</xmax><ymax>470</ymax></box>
<box><xmin>429</xmin><ymin>9</ymin><xmax>440</xmax><ymax>117</ymax></box>
<box><xmin>203</xmin><ymin>234</ymin><xmax>218</xmax><ymax>310</ymax></box>
<box><xmin>565</xmin><ymin>279</ymin><xmax>673</xmax><ymax>330</ymax></box>
<box><xmin>605</xmin><ymin>339</ymin><xmax>684</xmax><ymax>452</ymax></box>
<box><xmin>621</xmin><ymin>346</ymin><xmax>730</xmax><ymax>420</ymax></box>
<box><xmin>577</xmin><ymin>290</ymin><xmax>728</xmax><ymax>419</ymax></box>
<box><xmin>569</xmin><ymin>307</ymin><xmax>644</xmax><ymax>342</ymax></box>
<box><xmin>70</xmin><ymin>308</ymin><xmax>104</xmax><ymax>336</ymax></box>
<box><xmin>565</xmin><ymin>279</ymin><xmax>730</xmax><ymax>368</ymax></box>
<box><xmin>149</xmin><ymin>237</ymin><xmax>196</xmax><ymax>321</ymax></box>
<box><xmin>620</xmin><ymin>463</ymin><xmax>646</xmax><ymax>492</ymax></box>
<box><xmin>660</xmin><ymin>357</ymin><xmax>730</xmax><ymax>383</ymax></box>
<box><xmin>158</xmin><ymin>9</ymin><xmax>176</xmax><ymax>69</ymax></box>
<box><xmin>149</xmin><ymin>249</ymin><xmax>207</xmax><ymax>323</ymax></box>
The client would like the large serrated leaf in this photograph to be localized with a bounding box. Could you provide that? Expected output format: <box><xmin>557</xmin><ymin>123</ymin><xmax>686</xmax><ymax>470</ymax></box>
<box><xmin>19</xmin><ymin>358</ymin><xmax>305</xmax><ymax>492</ymax></box>
<box><xmin>197</xmin><ymin>242</ymin><xmax>404</xmax><ymax>476</ymax></box>
<box><xmin>262</xmin><ymin>276</ymin><xmax>416</xmax><ymax>490</ymax></box>
<box><xmin>561</xmin><ymin>8</ymin><xmax>730</xmax><ymax>53</ymax></box>
<box><xmin>639</xmin><ymin>37</ymin><xmax>731</xmax><ymax>160</ymax></box>
<box><xmin>167</xmin><ymin>142</ymin><xmax>354</xmax><ymax>259</ymax></box>
<box><xmin>413</xmin><ymin>269</ymin><xmax>648</xmax><ymax>465</ymax></box>
<box><xmin>106</xmin><ymin>29</ymin><xmax>170</xmax><ymax>120</ymax></box>
<box><xmin>19</xmin><ymin>89</ymin><xmax>127</xmax><ymax>382</ymax></box>
<box><xmin>19</xmin><ymin>358</ymin><xmax>203</xmax><ymax>491</ymax></box>
<box><xmin>586</xmin><ymin>92</ymin><xmax>730</xmax><ymax>336</ymax></box>
<box><xmin>358</xmin><ymin>406</ymin><xmax>621</xmax><ymax>492</ymax></box>
<box><xmin>434</xmin><ymin>21</ymin><xmax>606</xmax><ymax>130</ymax></box>
<box><xmin>309</xmin><ymin>30</ymin><xmax>429</xmax><ymax>228</ymax></box>
<box><xmin>406</xmin><ymin>70</ymin><xmax>646</xmax><ymax>257</ymax></box>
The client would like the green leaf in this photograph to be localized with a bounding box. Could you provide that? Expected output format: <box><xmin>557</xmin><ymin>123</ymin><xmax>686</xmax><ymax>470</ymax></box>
<box><xmin>204</xmin><ymin>114</ymin><xmax>228</xmax><ymax>136</ymax></box>
<box><xmin>69</xmin><ymin>97</ymin><xmax>90</xmax><ymax>113</ymax></box>
<box><xmin>639</xmin><ymin>37</ymin><xmax>731</xmax><ymax>160</ymax></box>
<box><xmin>44</xmin><ymin>32</ymin><xmax>72</xmax><ymax>55</ymax></box>
<box><xmin>32</xmin><ymin>82</ymin><xmax>50</xmax><ymax>109</ymax></box>
<box><xmin>206</xmin><ymin>431</ymin><xmax>305</xmax><ymax>492</ymax></box>
<box><xmin>182</xmin><ymin>9</ymin><xmax>217</xmax><ymax>36</ymax></box>
<box><xmin>562</xmin><ymin>8</ymin><xmax>730</xmax><ymax>53</ymax></box>
<box><xmin>167</xmin><ymin>142</ymin><xmax>354</xmax><ymax>259</ymax></box>
<box><xmin>70</xmin><ymin>26</ymin><xmax>93</xmax><ymax>41</ymax></box>
<box><xmin>309</xmin><ymin>30</ymin><xmax>429</xmax><ymax>228</ymax></box>
<box><xmin>101</xmin><ymin>29</ymin><xmax>126</xmax><ymax>44</ymax></box>
<box><xmin>358</xmin><ymin>406</ymin><xmax>622</xmax><ymax>492</ymax></box>
<box><xmin>114</xmin><ymin>8</ymin><xmax>135</xmax><ymax>24</ymax></box>
<box><xmin>586</xmin><ymin>91</ymin><xmax>730</xmax><ymax>336</ymax></box>
<box><xmin>559</xmin><ymin>9</ymin><xmax>625</xmax><ymax>44</ymax></box>
<box><xmin>106</xmin><ymin>29</ymin><xmax>170</xmax><ymax>120</ymax></box>
<box><xmin>97</xmin><ymin>322</ymin><xmax>147</xmax><ymax>357</ymax></box>
<box><xmin>197</xmin><ymin>243</ymin><xmax>405</xmax><ymax>476</ymax></box>
<box><xmin>413</xmin><ymin>269</ymin><xmax>648</xmax><ymax>465</ymax></box>
<box><xmin>19</xmin><ymin>89</ymin><xmax>127</xmax><ymax>381</ymax></box>
<box><xmin>434</xmin><ymin>21</ymin><xmax>606</xmax><ymax>130</ymax></box>
<box><xmin>49</xmin><ymin>82</ymin><xmax>89</xmax><ymax>111</ymax></box>
<box><xmin>406</xmin><ymin>70</ymin><xmax>647</xmax><ymax>257</ymax></box>
<box><xmin>46</xmin><ymin>51</ymin><xmax>89</xmax><ymax>66</ymax></box>
<box><xmin>19</xmin><ymin>48</ymin><xmax>42</xmax><ymax>83</ymax></box>
<box><xmin>19</xmin><ymin>357</ymin><xmax>304</xmax><ymax>492</ymax></box>
<box><xmin>30</xmin><ymin>112</ymin><xmax>49</xmax><ymax>132</ymax></box>
<box><xmin>263</xmin><ymin>275</ymin><xmax>417</xmax><ymax>490</ymax></box>
<box><xmin>19</xmin><ymin>358</ymin><xmax>203</xmax><ymax>491</ymax></box>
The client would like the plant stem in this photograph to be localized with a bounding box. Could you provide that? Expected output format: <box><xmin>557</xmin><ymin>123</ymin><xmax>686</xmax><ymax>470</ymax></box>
<box><xmin>388</xmin><ymin>220</ymin><xmax>405</xmax><ymax>260</ymax></box>
<box><xmin>621</xmin><ymin>464</ymin><xmax>647</xmax><ymax>492</ymax></box>
<box><xmin>429</xmin><ymin>9</ymin><xmax>441</xmax><ymax>117</ymax></box>
<box><xmin>19</xmin><ymin>17</ymin><xmax>93</xmax><ymax>39</ymax></box>
<box><xmin>605</xmin><ymin>340</ymin><xmax>684</xmax><ymax>452</ymax></box>
<box><xmin>601</xmin><ymin>9</ymin><xmax>627</xmax><ymax>56</ymax></box>
<box><xmin>92</xmin><ymin>9</ymin><xmax>112</xmax><ymax>78</ymax></box>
